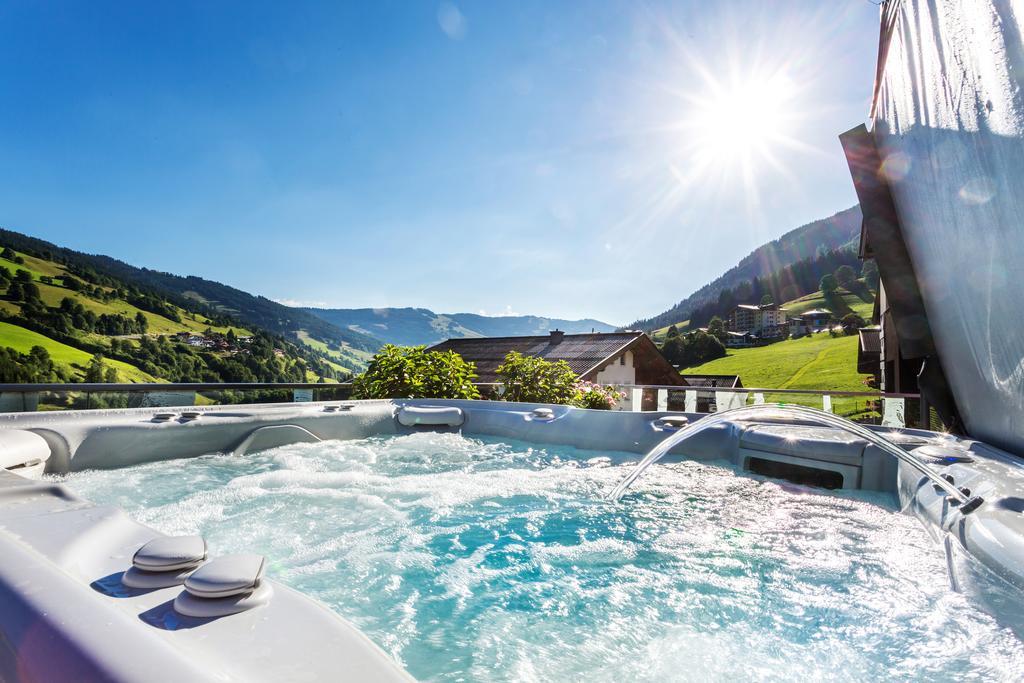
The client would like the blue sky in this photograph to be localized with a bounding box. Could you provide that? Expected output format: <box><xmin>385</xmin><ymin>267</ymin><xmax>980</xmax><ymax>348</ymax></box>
<box><xmin>0</xmin><ymin>1</ymin><xmax>879</xmax><ymax>325</ymax></box>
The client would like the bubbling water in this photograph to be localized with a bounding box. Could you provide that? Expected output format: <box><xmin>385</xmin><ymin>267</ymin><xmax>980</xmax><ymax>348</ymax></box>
<box><xmin>58</xmin><ymin>432</ymin><xmax>1024</xmax><ymax>682</ymax></box>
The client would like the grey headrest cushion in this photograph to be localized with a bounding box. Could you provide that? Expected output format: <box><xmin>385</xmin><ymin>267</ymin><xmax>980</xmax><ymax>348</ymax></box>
<box><xmin>184</xmin><ymin>554</ymin><xmax>267</xmax><ymax>599</ymax></box>
<box><xmin>133</xmin><ymin>536</ymin><xmax>207</xmax><ymax>572</ymax></box>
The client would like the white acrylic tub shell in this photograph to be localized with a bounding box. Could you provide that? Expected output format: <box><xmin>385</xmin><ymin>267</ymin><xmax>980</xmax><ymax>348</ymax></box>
<box><xmin>0</xmin><ymin>429</ymin><xmax>50</xmax><ymax>474</ymax></box>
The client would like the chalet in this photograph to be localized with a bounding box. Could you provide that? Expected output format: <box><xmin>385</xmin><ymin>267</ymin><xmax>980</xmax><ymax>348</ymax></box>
<box><xmin>727</xmin><ymin>303</ymin><xmax>787</xmax><ymax>338</ymax></box>
<box><xmin>788</xmin><ymin>309</ymin><xmax>832</xmax><ymax>337</ymax></box>
<box><xmin>428</xmin><ymin>330</ymin><xmax>685</xmax><ymax>410</ymax></box>
<box><xmin>724</xmin><ymin>330</ymin><xmax>756</xmax><ymax>348</ymax></box>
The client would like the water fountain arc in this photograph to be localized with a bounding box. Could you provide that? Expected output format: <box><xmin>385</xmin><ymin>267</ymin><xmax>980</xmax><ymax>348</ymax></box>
<box><xmin>608</xmin><ymin>404</ymin><xmax>983</xmax><ymax>513</ymax></box>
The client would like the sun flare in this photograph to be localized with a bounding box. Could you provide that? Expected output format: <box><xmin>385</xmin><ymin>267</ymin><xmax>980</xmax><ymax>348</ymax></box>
<box><xmin>685</xmin><ymin>71</ymin><xmax>798</xmax><ymax>170</ymax></box>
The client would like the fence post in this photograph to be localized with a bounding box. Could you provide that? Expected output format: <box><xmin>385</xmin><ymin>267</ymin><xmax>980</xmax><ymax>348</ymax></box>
<box><xmin>631</xmin><ymin>387</ymin><xmax>643</xmax><ymax>412</ymax></box>
<box><xmin>822</xmin><ymin>394</ymin><xmax>833</xmax><ymax>413</ymax></box>
<box><xmin>684</xmin><ymin>390</ymin><xmax>697</xmax><ymax>412</ymax></box>
<box><xmin>716</xmin><ymin>391</ymin><xmax>747</xmax><ymax>411</ymax></box>
<box><xmin>882</xmin><ymin>397</ymin><xmax>905</xmax><ymax>427</ymax></box>
<box><xmin>656</xmin><ymin>389</ymin><xmax>668</xmax><ymax>412</ymax></box>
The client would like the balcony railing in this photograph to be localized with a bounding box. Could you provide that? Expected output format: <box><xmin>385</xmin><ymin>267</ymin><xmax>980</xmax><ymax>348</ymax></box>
<box><xmin>0</xmin><ymin>382</ymin><xmax>928</xmax><ymax>429</ymax></box>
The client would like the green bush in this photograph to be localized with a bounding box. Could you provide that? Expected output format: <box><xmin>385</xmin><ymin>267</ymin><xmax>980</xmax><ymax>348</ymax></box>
<box><xmin>496</xmin><ymin>351</ymin><xmax>578</xmax><ymax>404</ymax></box>
<box><xmin>840</xmin><ymin>313</ymin><xmax>866</xmax><ymax>334</ymax></box>
<box><xmin>496</xmin><ymin>352</ymin><xmax>624</xmax><ymax>409</ymax></box>
<box><xmin>661</xmin><ymin>330</ymin><xmax>726</xmax><ymax>367</ymax></box>
<box><xmin>352</xmin><ymin>345</ymin><xmax>481</xmax><ymax>399</ymax></box>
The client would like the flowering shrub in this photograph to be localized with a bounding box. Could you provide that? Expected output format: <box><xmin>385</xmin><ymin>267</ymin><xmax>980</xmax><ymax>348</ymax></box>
<box><xmin>497</xmin><ymin>351</ymin><xmax>625</xmax><ymax>409</ymax></box>
<box><xmin>573</xmin><ymin>381</ymin><xmax>626</xmax><ymax>410</ymax></box>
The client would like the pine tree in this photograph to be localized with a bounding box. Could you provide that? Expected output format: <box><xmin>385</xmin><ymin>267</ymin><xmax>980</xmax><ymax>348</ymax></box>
<box><xmin>85</xmin><ymin>354</ymin><xmax>106</xmax><ymax>383</ymax></box>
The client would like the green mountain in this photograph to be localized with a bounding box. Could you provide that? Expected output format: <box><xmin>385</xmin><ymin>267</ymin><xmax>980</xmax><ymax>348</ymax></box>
<box><xmin>0</xmin><ymin>229</ymin><xmax>377</xmax><ymax>382</ymax></box>
<box><xmin>304</xmin><ymin>307</ymin><xmax>616</xmax><ymax>347</ymax></box>
<box><xmin>631</xmin><ymin>205</ymin><xmax>862</xmax><ymax>331</ymax></box>
<box><xmin>0</xmin><ymin>229</ymin><xmax>379</xmax><ymax>354</ymax></box>
<box><xmin>0</xmin><ymin>228</ymin><xmax>380</xmax><ymax>368</ymax></box>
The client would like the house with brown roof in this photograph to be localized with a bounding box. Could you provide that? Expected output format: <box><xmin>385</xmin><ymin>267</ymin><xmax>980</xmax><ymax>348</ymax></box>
<box><xmin>789</xmin><ymin>309</ymin><xmax>832</xmax><ymax>337</ymax></box>
<box><xmin>428</xmin><ymin>330</ymin><xmax>685</xmax><ymax>410</ymax></box>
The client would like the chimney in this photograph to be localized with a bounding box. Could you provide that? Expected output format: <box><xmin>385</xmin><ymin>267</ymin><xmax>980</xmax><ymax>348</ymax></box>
<box><xmin>549</xmin><ymin>329</ymin><xmax>565</xmax><ymax>345</ymax></box>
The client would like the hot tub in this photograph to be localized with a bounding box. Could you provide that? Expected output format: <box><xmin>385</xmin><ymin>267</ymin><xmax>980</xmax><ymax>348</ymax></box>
<box><xmin>1</xmin><ymin>400</ymin><xmax>1023</xmax><ymax>681</ymax></box>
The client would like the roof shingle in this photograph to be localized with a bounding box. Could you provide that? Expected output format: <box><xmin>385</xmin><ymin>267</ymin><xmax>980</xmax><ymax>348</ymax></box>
<box><xmin>428</xmin><ymin>332</ymin><xmax>642</xmax><ymax>382</ymax></box>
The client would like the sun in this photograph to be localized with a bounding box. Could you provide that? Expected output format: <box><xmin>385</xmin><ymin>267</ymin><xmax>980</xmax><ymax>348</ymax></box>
<box><xmin>680</xmin><ymin>69</ymin><xmax>800</xmax><ymax>177</ymax></box>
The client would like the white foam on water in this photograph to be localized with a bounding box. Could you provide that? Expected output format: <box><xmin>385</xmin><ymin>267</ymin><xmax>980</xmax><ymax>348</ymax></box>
<box><xmin>59</xmin><ymin>432</ymin><xmax>1024</xmax><ymax>682</ymax></box>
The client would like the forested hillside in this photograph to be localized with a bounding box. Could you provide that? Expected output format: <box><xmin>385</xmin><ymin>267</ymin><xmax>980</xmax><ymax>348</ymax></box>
<box><xmin>0</xmin><ymin>241</ymin><xmax>353</xmax><ymax>383</ymax></box>
<box><xmin>0</xmin><ymin>229</ymin><xmax>380</xmax><ymax>363</ymax></box>
<box><xmin>678</xmin><ymin>248</ymin><xmax>867</xmax><ymax>330</ymax></box>
<box><xmin>631</xmin><ymin>205</ymin><xmax>861</xmax><ymax>330</ymax></box>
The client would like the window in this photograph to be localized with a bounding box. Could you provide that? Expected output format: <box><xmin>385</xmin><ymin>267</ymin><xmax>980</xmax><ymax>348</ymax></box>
<box><xmin>619</xmin><ymin>355</ymin><xmax>625</xmax><ymax>366</ymax></box>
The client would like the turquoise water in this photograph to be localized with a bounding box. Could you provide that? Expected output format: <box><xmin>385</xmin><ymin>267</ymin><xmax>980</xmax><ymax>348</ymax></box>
<box><xmin>60</xmin><ymin>432</ymin><xmax>1023</xmax><ymax>681</ymax></box>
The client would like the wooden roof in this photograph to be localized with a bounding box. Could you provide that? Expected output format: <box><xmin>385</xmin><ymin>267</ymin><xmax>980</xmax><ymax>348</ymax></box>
<box><xmin>428</xmin><ymin>331</ymin><xmax>683</xmax><ymax>384</ymax></box>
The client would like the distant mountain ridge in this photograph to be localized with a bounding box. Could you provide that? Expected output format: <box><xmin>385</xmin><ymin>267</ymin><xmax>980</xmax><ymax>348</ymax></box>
<box><xmin>630</xmin><ymin>205</ymin><xmax>862</xmax><ymax>330</ymax></box>
<box><xmin>304</xmin><ymin>307</ymin><xmax>616</xmax><ymax>347</ymax></box>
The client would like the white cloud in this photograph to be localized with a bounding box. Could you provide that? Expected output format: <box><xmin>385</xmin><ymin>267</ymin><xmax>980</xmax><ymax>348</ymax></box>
<box><xmin>273</xmin><ymin>298</ymin><xmax>329</xmax><ymax>308</ymax></box>
<box><xmin>477</xmin><ymin>305</ymin><xmax>521</xmax><ymax>318</ymax></box>
<box><xmin>437</xmin><ymin>2</ymin><xmax>466</xmax><ymax>40</ymax></box>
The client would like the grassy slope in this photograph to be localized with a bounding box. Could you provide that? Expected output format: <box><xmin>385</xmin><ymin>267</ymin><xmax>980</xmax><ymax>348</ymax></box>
<box><xmin>781</xmin><ymin>284</ymin><xmax>874</xmax><ymax>320</ymax></box>
<box><xmin>296</xmin><ymin>330</ymin><xmax>372</xmax><ymax>375</ymax></box>
<box><xmin>0</xmin><ymin>248</ymin><xmax>260</xmax><ymax>381</ymax></box>
<box><xmin>680</xmin><ymin>333</ymin><xmax>876</xmax><ymax>418</ymax></box>
<box><xmin>0</xmin><ymin>321</ymin><xmax>157</xmax><ymax>382</ymax></box>
<box><xmin>0</xmin><ymin>252</ymin><xmax>249</xmax><ymax>336</ymax></box>
<box><xmin>4</xmin><ymin>252</ymin><xmax>63</xmax><ymax>280</ymax></box>
<box><xmin>651</xmin><ymin>320</ymin><xmax>690</xmax><ymax>344</ymax></box>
